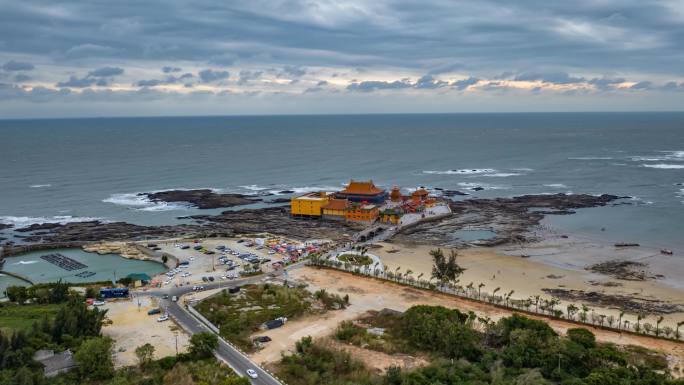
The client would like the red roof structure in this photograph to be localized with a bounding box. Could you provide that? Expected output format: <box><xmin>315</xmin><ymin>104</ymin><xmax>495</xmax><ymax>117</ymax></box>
<box><xmin>339</xmin><ymin>180</ymin><xmax>384</xmax><ymax>195</ymax></box>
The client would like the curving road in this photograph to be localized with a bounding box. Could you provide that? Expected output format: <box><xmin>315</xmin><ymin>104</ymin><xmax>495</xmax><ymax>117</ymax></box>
<box><xmin>143</xmin><ymin>261</ymin><xmax>311</xmax><ymax>385</ymax></box>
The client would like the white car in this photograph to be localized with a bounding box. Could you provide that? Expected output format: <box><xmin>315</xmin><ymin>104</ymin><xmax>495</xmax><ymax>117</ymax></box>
<box><xmin>163</xmin><ymin>280</ymin><xmax>171</xmax><ymax>285</ymax></box>
<box><xmin>93</xmin><ymin>300</ymin><xmax>105</xmax><ymax>306</ymax></box>
<box><xmin>189</xmin><ymin>256</ymin><xmax>195</xmax><ymax>261</ymax></box>
<box><xmin>181</xmin><ymin>272</ymin><xmax>191</xmax><ymax>277</ymax></box>
<box><xmin>157</xmin><ymin>315</ymin><xmax>169</xmax><ymax>322</ymax></box>
<box><xmin>246</xmin><ymin>369</ymin><xmax>258</xmax><ymax>379</ymax></box>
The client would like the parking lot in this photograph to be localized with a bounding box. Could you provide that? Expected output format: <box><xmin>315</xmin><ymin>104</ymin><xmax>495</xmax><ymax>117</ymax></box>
<box><xmin>151</xmin><ymin>238</ymin><xmax>291</xmax><ymax>289</ymax></box>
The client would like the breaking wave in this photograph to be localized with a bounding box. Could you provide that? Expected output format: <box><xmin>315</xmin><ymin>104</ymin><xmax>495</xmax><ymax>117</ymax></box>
<box><xmin>543</xmin><ymin>184</ymin><xmax>568</xmax><ymax>188</ymax></box>
<box><xmin>13</xmin><ymin>260</ymin><xmax>38</xmax><ymax>265</ymax></box>
<box><xmin>482</xmin><ymin>173</ymin><xmax>521</xmax><ymax>177</ymax></box>
<box><xmin>0</xmin><ymin>215</ymin><xmax>104</xmax><ymax>229</ymax></box>
<box><xmin>457</xmin><ymin>182</ymin><xmax>509</xmax><ymax>190</ymax></box>
<box><xmin>424</xmin><ymin>169</ymin><xmax>497</xmax><ymax>175</ymax></box>
<box><xmin>103</xmin><ymin>193</ymin><xmax>190</xmax><ymax>211</ymax></box>
<box><xmin>568</xmin><ymin>157</ymin><xmax>613</xmax><ymax>160</ymax></box>
<box><xmin>29</xmin><ymin>184</ymin><xmax>52</xmax><ymax>188</ymax></box>
<box><xmin>642</xmin><ymin>164</ymin><xmax>684</xmax><ymax>169</ymax></box>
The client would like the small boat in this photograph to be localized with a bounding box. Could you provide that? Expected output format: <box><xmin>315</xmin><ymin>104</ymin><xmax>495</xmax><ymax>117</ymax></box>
<box><xmin>615</xmin><ymin>242</ymin><xmax>640</xmax><ymax>247</ymax></box>
<box><xmin>661</xmin><ymin>249</ymin><xmax>673</xmax><ymax>255</ymax></box>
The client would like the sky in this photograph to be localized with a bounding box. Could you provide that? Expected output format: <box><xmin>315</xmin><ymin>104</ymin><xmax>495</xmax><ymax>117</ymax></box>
<box><xmin>1</xmin><ymin>0</ymin><xmax>684</xmax><ymax>118</ymax></box>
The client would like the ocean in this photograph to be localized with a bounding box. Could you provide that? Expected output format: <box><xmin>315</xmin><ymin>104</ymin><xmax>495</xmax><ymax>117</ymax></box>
<box><xmin>1</xmin><ymin>112</ymin><xmax>683</xmax><ymax>252</ymax></box>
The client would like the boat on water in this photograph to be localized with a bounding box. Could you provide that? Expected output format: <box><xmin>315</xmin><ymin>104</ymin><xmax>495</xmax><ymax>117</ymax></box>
<box><xmin>661</xmin><ymin>249</ymin><xmax>673</xmax><ymax>255</ymax></box>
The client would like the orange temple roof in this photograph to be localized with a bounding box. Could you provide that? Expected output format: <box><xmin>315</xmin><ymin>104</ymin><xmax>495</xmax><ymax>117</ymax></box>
<box><xmin>322</xmin><ymin>199</ymin><xmax>349</xmax><ymax>211</ymax></box>
<box><xmin>339</xmin><ymin>180</ymin><xmax>385</xmax><ymax>195</ymax></box>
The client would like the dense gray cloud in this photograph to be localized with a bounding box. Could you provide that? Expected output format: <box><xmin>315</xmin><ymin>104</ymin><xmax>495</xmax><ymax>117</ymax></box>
<box><xmin>514</xmin><ymin>72</ymin><xmax>586</xmax><ymax>84</ymax></box>
<box><xmin>3</xmin><ymin>60</ymin><xmax>34</xmax><ymax>71</ymax></box>
<box><xmin>451</xmin><ymin>77</ymin><xmax>479</xmax><ymax>90</ymax></box>
<box><xmin>198</xmin><ymin>69</ymin><xmax>230</xmax><ymax>83</ymax></box>
<box><xmin>1</xmin><ymin>0</ymin><xmax>683</xmax><ymax>116</ymax></box>
<box><xmin>88</xmin><ymin>67</ymin><xmax>124</xmax><ymax>77</ymax></box>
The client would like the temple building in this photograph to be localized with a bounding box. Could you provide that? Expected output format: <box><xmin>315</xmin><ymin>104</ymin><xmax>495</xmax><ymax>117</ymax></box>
<box><xmin>321</xmin><ymin>199</ymin><xmax>349</xmax><ymax>220</ymax></box>
<box><xmin>345</xmin><ymin>202</ymin><xmax>379</xmax><ymax>223</ymax></box>
<box><xmin>290</xmin><ymin>191</ymin><xmax>331</xmax><ymax>217</ymax></box>
<box><xmin>335</xmin><ymin>180</ymin><xmax>387</xmax><ymax>204</ymax></box>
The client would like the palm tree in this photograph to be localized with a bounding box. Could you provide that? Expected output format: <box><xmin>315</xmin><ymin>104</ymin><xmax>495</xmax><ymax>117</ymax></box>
<box><xmin>466</xmin><ymin>282</ymin><xmax>474</xmax><ymax>298</ymax></box>
<box><xmin>492</xmin><ymin>287</ymin><xmax>501</xmax><ymax>303</ymax></box>
<box><xmin>618</xmin><ymin>311</ymin><xmax>625</xmax><ymax>330</ymax></box>
<box><xmin>676</xmin><ymin>321</ymin><xmax>684</xmax><ymax>340</ymax></box>
<box><xmin>505</xmin><ymin>290</ymin><xmax>515</xmax><ymax>307</ymax></box>
<box><xmin>644</xmin><ymin>323</ymin><xmax>653</xmax><ymax>335</ymax></box>
<box><xmin>636</xmin><ymin>314</ymin><xmax>644</xmax><ymax>333</ymax></box>
<box><xmin>656</xmin><ymin>316</ymin><xmax>664</xmax><ymax>337</ymax></box>
<box><xmin>580</xmin><ymin>305</ymin><xmax>589</xmax><ymax>323</ymax></box>
<box><xmin>607</xmin><ymin>315</ymin><xmax>615</xmax><ymax>328</ymax></box>
<box><xmin>534</xmin><ymin>295</ymin><xmax>541</xmax><ymax>313</ymax></box>
<box><xmin>623</xmin><ymin>320</ymin><xmax>630</xmax><ymax>331</ymax></box>
<box><xmin>566</xmin><ymin>304</ymin><xmax>578</xmax><ymax>320</ymax></box>
<box><xmin>477</xmin><ymin>283</ymin><xmax>485</xmax><ymax>299</ymax></box>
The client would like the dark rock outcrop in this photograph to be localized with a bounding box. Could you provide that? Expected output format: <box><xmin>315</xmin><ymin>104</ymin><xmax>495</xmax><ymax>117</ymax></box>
<box><xmin>0</xmin><ymin>223</ymin><xmax>12</xmax><ymax>230</ymax></box>
<box><xmin>394</xmin><ymin>193</ymin><xmax>625</xmax><ymax>247</ymax></box>
<box><xmin>142</xmin><ymin>189</ymin><xmax>260</xmax><ymax>209</ymax></box>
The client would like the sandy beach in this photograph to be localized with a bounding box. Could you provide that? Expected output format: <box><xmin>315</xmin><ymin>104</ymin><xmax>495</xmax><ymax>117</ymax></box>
<box><xmin>372</xmin><ymin>240</ymin><xmax>684</xmax><ymax>329</ymax></box>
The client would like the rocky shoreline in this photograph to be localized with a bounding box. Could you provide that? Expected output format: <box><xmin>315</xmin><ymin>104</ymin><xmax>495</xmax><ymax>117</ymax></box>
<box><xmin>142</xmin><ymin>189</ymin><xmax>261</xmax><ymax>209</ymax></box>
<box><xmin>3</xmin><ymin>193</ymin><xmax>625</xmax><ymax>255</ymax></box>
<box><xmin>542</xmin><ymin>288</ymin><xmax>683</xmax><ymax>314</ymax></box>
<box><xmin>393</xmin><ymin>193</ymin><xmax>625</xmax><ymax>247</ymax></box>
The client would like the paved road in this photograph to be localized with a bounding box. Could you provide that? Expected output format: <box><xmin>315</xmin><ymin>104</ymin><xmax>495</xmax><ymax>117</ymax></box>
<box><xmin>143</xmin><ymin>261</ymin><xmax>311</xmax><ymax>385</ymax></box>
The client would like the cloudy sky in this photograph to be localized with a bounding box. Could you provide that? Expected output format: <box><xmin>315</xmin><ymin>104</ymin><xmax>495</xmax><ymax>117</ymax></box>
<box><xmin>1</xmin><ymin>0</ymin><xmax>684</xmax><ymax>118</ymax></box>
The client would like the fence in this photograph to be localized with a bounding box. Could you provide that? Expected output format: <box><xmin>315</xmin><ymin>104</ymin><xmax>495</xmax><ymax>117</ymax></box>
<box><xmin>307</xmin><ymin>258</ymin><xmax>684</xmax><ymax>343</ymax></box>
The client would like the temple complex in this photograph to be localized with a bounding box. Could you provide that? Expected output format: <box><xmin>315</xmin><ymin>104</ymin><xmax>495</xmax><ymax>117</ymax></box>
<box><xmin>335</xmin><ymin>180</ymin><xmax>387</xmax><ymax>203</ymax></box>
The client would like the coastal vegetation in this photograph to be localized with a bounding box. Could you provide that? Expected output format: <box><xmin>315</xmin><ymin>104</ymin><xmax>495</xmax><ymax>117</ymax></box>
<box><xmin>278</xmin><ymin>304</ymin><xmax>682</xmax><ymax>385</ymax></box>
<box><xmin>309</xmin><ymin>251</ymin><xmax>684</xmax><ymax>342</ymax></box>
<box><xmin>337</xmin><ymin>253</ymin><xmax>373</xmax><ymax>266</ymax></box>
<box><xmin>196</xmin><ymin>283</ymin><xmax>347</xmax><ymax>351</ymax></box>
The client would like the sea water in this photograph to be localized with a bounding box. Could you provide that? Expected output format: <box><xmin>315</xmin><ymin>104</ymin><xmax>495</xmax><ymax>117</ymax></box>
<box><xmin>1</xmin><ymin>112</ymin><xmax>683</xmax><ymax>251</ymax></box>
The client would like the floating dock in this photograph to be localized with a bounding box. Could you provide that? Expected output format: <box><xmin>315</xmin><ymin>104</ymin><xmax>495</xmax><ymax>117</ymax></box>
<box><xmin>40</xmin><ymin>253</ymin><xmax>87</xmax><ymax>271</ymax></box>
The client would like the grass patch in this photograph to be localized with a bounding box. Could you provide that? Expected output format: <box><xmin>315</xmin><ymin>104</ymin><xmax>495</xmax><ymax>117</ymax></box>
<box><xmin>335</xmin><ymin>310</ymin><xmax>415</xmax><ymax>355</ymax></box>
<box><xmin>0</xmin><ymin>302</ymin><xmax>62</xmax><ymax>333</ymax></box>
<box><xmin>195</xmin><ymin>284</ymin><xmax>314</xmax><ymax>351</ymax></box>
<box><xmin>337</xmin><ymin>253</ymin><xmax>373</xmax><ymax>266</ymax></box>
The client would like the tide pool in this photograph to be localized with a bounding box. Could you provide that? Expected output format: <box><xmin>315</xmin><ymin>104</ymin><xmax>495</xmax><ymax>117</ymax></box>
<box><xmin>0</xmin><ymin>248</ymin><xmax>165</xmax><ymax>296</ymax></box>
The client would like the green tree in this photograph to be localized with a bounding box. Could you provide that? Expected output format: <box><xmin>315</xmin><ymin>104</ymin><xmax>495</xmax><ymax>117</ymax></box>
<box><xmin>75</xmin><ymin>336</ymin><xmax>114</xmax><ymax>380</ymax></box>
<box><xmin>430</xmin><ymin>248</ymin><xmax>465</xmax><ymax>288</ymax></box>
<box><xmin>162</xmin><ymin>254</ymin><xmax>168</xmax><ymax>264</ymax></box>
<box><xmin>189</xmin><ymin>332</ymin><xmax>218</xmax><ymax>358</ymax></box>
<box><xmin>135</xmin><ymin>343</ymin><xmax>155</xmax><ymax>368</ymax></box>
<box><xmin>5</xmin><ymin>286</ymin><xmax>28</xmax><ymax>304</ymax></box>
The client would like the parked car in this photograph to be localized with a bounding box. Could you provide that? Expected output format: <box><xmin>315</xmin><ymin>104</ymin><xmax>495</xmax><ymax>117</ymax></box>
<box><xmin>172</xmin><ymin>296</ymin><xmax>178</xmax><ymax>302</ymax></box>
<box><xmin>208</xmin><ymin>276</ymin><xmax>215</xmax><ymax>282</ymax></box>
<box><xmin>147</xmin><ymin>308</ymin><xmax>161</xmax><ymax>315</ymax></box>
<box><xmin>180</xmin><ymin>245</ymin><xmax>190</xmax><ymax>250</ymax></box>
<box><xmin>162</xmin><ymin>294</ymin><xmax>169</xmax><ymax>299</ymax></box>
<box><xmin>93</xmin><ymin>300</ymin><xmax>105</xmax><ymax>306</ymax></box>
<box><xmin>157</xmin><ymin>315</ymin><xmax>169</xmax><ymax>322</ymax></box>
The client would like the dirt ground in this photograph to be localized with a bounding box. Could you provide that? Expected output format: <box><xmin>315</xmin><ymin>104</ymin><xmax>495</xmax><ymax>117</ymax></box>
<box><xmin>102</xmin><ymin>296</ymin><xmax>189</xmax><ymax>367</ymax></box>
<box><xmin>250</xmin><ymin>266</ymin><xmax>684</xmax><ymax>377</ymax></box>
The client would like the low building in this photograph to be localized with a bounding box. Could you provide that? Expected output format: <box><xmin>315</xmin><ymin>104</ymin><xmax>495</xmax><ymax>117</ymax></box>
<box><xmin>322</xmin><ymin>198</ymin><xmax>348</xmax><ymax>220</ymax></box>
<box><xmin>380</xmin><ymin>208</ymin><xmax>402</xmax><ymax>225</ymax></box>
<box><xmin>33</xmin><ymin>349</ymin><xmax>77</xmax><ymax>377</ymax></box>
<box><xmin>290</xmin><ymin>191</ymin><xmax>331</xmax><ymax>217</ymax></box>
<box><xmin>345</xmin><ymin>203</ymin><xmax>379</xmax><ymax>223</ymax></box>
<box><xmin>335</xmin><ymin>180</ymin><xmax>387</xmax><ymax>203</ymax></box>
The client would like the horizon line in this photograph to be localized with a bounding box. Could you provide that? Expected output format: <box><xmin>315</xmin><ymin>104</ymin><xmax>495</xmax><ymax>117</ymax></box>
<box><xmin>2</xmin><ymin>110</ymin><xmax>684</xmax><ymax>122</ymax></box>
